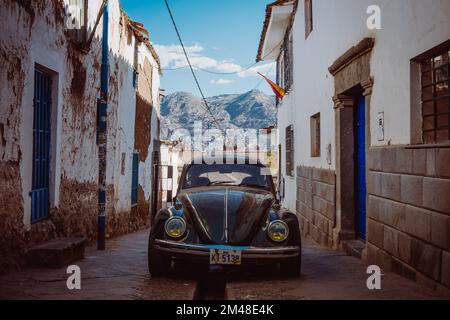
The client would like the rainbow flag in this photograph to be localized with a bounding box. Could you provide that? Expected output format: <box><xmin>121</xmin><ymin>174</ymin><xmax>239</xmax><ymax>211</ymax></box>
<box><xmin>258</xmin><ymin>72</ymin><xmax>285</xmax><ymax>100</ymax></box>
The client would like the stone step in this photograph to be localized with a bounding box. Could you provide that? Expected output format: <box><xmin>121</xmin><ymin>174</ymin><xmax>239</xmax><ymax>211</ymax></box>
<box><xmin>342</xmin><ymin>239</ymin><xmax>366</xmax><ymax>259</ymax></box>
<box><xmin>26</xmin><ymin>237</ymin><xmax>86</xmax><ymax>269</ymax></box>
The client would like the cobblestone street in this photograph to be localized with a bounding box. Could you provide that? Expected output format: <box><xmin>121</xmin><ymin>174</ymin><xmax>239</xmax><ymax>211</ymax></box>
<box><xmin>2</xmin><ymin>0</ymin><xmax>450</xmax><ymax>302</ymax></box>
<box><xmin>1</xmin><ymin>230</ymin><xmax>448</xmax><ymax>300</ymax></box>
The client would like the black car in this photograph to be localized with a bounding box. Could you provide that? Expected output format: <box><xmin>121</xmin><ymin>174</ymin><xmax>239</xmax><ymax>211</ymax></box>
<box><xmin>148</xmin><ymin>157</ymin><xmax>302</xmax><ymax>277</ymax></box>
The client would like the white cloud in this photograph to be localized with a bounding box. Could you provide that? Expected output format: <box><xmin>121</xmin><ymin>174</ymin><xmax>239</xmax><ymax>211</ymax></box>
<box><xmin>155</xmin><ymin>43</ymin><xmax>238</xmax><ymax>72</ymax></box>
<box><xmin>154</xmin><ymin>44</ymin><xmax>242</xmax><ymax>73</ymax></box>
<box><xmin>154</xmin><ymin>43</ymin><xmax>204</xmax><ymax>68</ymax></box>
<box><xmin>174</xmin><ymin>56</ymin><xmax>217</xmax><ymax>69</ymax></box>
<box><xmin>210</xmin><ymin>79</ymin><xmax>234</xmax><ymax>85</ymax></box>
<box><xmin>154</xmin><ymin>43</ymin><xmax>276</xmax><ymax>79</ymax></box>
<box><xmin>216</xmin><ymin>61</ymin><xmax>242</xmax><ymax>73</ymax></box>
<box><xmin>238</xmin><ymin>62</ymin><xmax>276</xmax><ymax>78</ymax></box>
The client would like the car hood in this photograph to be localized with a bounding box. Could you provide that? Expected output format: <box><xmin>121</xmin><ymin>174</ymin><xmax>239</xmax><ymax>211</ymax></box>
<box><xmin>178</xmin><ymin>187</ymin><xmax>274</xmax><ymax>245</ymax></box>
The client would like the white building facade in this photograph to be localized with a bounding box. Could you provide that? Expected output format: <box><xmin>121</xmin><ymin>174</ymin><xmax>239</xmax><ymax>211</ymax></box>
<box><xmin>258</xmin><ymin>0</ymin><xmax>450</xmax><ymax>291</ymax></box>
<box><xmin>0</xmin><ymin>0</ymin><xmax>161</xmax><ymax>272</ymax></box>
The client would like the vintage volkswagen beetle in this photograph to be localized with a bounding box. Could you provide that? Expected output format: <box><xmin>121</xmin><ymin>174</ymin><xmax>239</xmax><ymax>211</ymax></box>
<box><xmin>148</xmin><ymin>157</ymin><xmax>302</xmax><ymax>277</ymax></box>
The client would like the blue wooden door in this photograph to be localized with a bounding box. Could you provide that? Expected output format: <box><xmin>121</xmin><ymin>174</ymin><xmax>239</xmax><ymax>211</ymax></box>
<box><xmin>356</xmin><ymin>96</ymin><xmax>367</xmax><ymax>240</ymax></box>
<box><xmin>31</xmin><ymin>69</ymin><xmax>51</xmax><ymax>223</ymax></box>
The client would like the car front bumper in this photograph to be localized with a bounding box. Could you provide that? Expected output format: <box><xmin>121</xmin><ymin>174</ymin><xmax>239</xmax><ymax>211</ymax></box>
<box><xmin>154</xmin><ymin>239</ymin><xmax>300</xmax><ymax>262</ymax></box>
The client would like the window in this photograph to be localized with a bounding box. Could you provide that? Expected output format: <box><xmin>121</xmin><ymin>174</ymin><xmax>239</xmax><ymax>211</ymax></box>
<box><xmin>131</xmin><ymin>153</ymin><xmax>139</xmax><ymax>206</ymax></box>
<box><xmin>166</xmin><ymin>190</ymin><xmax>173</xmax><ymax>204</ymax></box>
<box><xmin>133</xmin><ymin>43</ymin><xmax>139</xmax><ymax>89</ymax></box>
<box><xmin>277</xmin><ymin>32</ymin><xmax>294</xmax><ymax>98</ymax></box>
<box><xmin>182</xmin><ymin>164</ymin><xmax>272</xmax><ymax>191</ymax></box>
<box><xmin>277</xmin><ymin>56</ymin><xmax>285</xmax><ymax>87</ymax></box>
<box><xmin>305</xmin><ymin>0</ymin><xmax>313</xmax><ymax>38</ymax></box>
<box><xmin>67</xmin><ymin>0</ymin><xmax>87</xmax><ymax>44</ymax></box>
<box><xmin>282</xmin><ymin>32</ymin><xmax>294</xmax><ymax>92</ymax></box>
<box><xmin>168</xmin><ymin>165</ymin><xmax>173</xmax><ymax>180</ymax></box>
<box><xmin>311</xmin><ymin>113</ymin><xmax>321</xmax><ymax>157</ymax></box>
<box><xmin>285</xmin><ymin>125</ymin><xmax>294</xmax><ymax>177</ymax></box>
<box><xmin>420</xmin><ymin>48</ymin><xmax>450</xmax><ymax>143</ymax></box>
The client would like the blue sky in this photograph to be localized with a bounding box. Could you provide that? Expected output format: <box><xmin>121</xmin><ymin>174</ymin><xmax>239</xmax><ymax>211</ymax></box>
<box><xmin>120</xmin><ymin>0</ymin><xmax>277</xmax><ymax>97</ymax></box>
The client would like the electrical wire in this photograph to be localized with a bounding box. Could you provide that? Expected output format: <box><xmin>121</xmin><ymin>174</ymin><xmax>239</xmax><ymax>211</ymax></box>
<box><xmin>252</xmin><ymin>63</ymin><xmax>275</xmax><ymax>91</ymax></box>
<box><xmin>162</xmin><ymin>40</ymin><xmax>284</xmax><ymax>75</ymax></box>
<box><xmin>164</xmin><ymin>0</ymin><xmax>282</xmax><ymax>134</ymax></box>
<box><xmin>164</xmin><ymin>0</ymin><xmax>224</xmax><ymax>132</ymax></box>
<box><xmin>196</xmin><ymin>62</ymin><xmax>276</xmax><ymax>129</ymax></box>
<box><xmin>163</xmin><ymin>61</ymin><xmax>257</xmax><ymax>74</ymax></box>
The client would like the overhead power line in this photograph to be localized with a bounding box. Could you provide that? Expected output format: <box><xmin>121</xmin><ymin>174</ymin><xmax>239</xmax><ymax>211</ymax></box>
<box><xmin>164</xmin><ymin>0</ymin><xmax>224</xmax><ymax>132</ymax></box>
<box><xmin>162</xmin><ymin>40</ymin><xmax>284</xmax><ymax>75</ymax></box>
<box><xmin>163</xmin><ymin>61</ymin><xmax>258</xmax><ymax>74</ymax></box>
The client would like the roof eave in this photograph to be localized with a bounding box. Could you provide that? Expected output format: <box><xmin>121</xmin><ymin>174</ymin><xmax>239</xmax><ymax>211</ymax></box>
<box><xmin>256</xmin><ymin>0</ymin><xmax>296</xmax><ymax>62</ymax></box>
<box><xmin>122</xmin><ymin>11</ymin><xmax>163</xmax><ymax>75</ymax></box>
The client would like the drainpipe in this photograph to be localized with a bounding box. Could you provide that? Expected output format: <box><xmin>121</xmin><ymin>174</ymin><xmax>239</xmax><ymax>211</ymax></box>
<box><xmin>98</xmin><ymin>3</ymin><xmax>109</xmax><ymax>250</ymax></box>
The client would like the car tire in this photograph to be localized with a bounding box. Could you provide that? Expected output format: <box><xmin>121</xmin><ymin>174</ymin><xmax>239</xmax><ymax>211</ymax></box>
<box><xmin>148</xmin><ymin>233</ymin><xmax>171</xmax><ymax>278</ymax></box>
<box><xmin>280</xmin><ymin>251</ymin><xmax>302</xmax><ymax>278</ymax></box>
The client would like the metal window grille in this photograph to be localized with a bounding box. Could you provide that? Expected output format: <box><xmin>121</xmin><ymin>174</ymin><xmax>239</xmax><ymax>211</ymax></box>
<box><xmin>421</xmin><ymin>49</ymin><xmax>450</xmax><ymax>143</ymax></box>
<box><xmin>31</xmin><ymin>69</ymin><xmax>52</xmax><ymax>223</ymax></box>
<box><xmin>283</xmin><ymin>32</ymin><xmax>294</xmax><ymax>92</ymax></box>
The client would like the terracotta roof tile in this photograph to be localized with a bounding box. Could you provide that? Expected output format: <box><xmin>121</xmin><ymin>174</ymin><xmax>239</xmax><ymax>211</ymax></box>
<box><xmin>122</xmin><ymin>11</ymin><xmax>162</xmax><ymax>74</ymax></box>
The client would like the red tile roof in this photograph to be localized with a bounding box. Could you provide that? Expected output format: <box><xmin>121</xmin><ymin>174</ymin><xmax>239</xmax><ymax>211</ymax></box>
<box><xmin>123</xmin><ymin>12</ymin><xmax>162</xmax><ymax>74</ymax></box>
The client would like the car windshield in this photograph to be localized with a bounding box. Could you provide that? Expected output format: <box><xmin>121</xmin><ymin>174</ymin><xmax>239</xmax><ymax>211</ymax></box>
<box><xmin>182</xmin><ymin>164</ymin><xmax>272</xmax><ymax>191</ymax></box>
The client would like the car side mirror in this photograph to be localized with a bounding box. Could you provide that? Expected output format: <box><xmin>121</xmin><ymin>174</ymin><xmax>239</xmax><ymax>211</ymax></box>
<box><xmin>174</xmin><ymin>197</ymin><xmax>183</xmax><ymax>210</ymax></box>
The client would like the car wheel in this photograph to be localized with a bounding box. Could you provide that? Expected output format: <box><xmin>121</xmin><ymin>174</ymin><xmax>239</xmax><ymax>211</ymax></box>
<box><xmin>280</xmin><ymin>251</ymin><xmax>302</xmax><ymax>278</ymax></box>
<box><xmin>148</xmin><ymin>233</ymin><xmax>171</xmax><ymax>277</ymax></box>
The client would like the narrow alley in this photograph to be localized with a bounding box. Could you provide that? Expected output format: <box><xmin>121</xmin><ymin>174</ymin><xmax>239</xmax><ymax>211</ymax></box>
<box><xmin>1</xmin><ymin>0</ymin><xmax>450</xmax><ymax>305</ymax></box>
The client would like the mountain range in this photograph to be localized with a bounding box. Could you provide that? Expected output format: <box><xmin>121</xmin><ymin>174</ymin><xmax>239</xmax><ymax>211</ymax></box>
<box><xmin>160</xmin><ymin>90</ymin><xmax>276</xmax><ymax>140</ymax></box>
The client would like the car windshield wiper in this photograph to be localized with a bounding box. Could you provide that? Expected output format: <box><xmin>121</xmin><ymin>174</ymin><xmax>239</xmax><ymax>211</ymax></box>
<box><xmin>207</xmin><ymin>181</ymin><xmax>236</xmax><ymax>186</ymax></box>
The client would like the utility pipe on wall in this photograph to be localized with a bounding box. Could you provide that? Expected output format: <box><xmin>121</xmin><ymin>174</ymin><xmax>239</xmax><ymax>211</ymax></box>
<box><xmin>98</xmin><ymin>3</ymin><xmax>109</xmax><ymax>250</ymax></box>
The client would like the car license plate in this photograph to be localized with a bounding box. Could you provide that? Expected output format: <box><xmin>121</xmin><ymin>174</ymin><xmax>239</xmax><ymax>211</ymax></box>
<box><xmin>210</xmin><ymin>249</ymin><xmax>242</xmax><ymax>265</ymax></box>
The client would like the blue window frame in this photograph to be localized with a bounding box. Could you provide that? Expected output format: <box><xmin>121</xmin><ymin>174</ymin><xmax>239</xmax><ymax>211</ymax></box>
<box><xmin>31</xmin><ymin>69</ymin><xmax>52</xmax><ymax>223</ymax></box>
<box><xmin>131</xmin><ymin>153</ymin><xmax>139</xmax><ymax>206</ymax></box>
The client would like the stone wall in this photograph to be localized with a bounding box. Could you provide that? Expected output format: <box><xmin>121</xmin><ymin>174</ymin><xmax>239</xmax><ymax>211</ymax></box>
<box><xmin>0</xmin><ymin>162</ymin><xmax>26</xmax><ymax>271</ymax></box>
<box><xmin>367</xmin><ymin>146</ymin><xmax>450</xmax><ymax>291</ymax></box>
<box><xmin>296</xmin><ymin>166</ymin><xmax>336</xmax><ymax>248</ymax></box>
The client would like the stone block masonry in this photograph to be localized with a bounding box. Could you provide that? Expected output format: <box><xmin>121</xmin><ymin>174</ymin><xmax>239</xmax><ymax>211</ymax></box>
<box><xmin>296</xmin><ymin>166</ymin><xmax>336</xmax><ymax>248</ymax></box>
<box><xmin>367</xmin><ymin>146</ymin><xmax>450</xmax><ymax>290</ymax></box>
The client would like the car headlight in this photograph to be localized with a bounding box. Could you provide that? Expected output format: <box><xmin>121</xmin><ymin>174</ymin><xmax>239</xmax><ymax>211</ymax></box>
<box><xmin>267</xmin><ymin>220</ymin><xmax>289</xmax><ymax>242</ymax></box>
<box><xmin>165</xmin><ymin>217</ymin><xmax>187</xmax><ymax>239</ymax></box>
